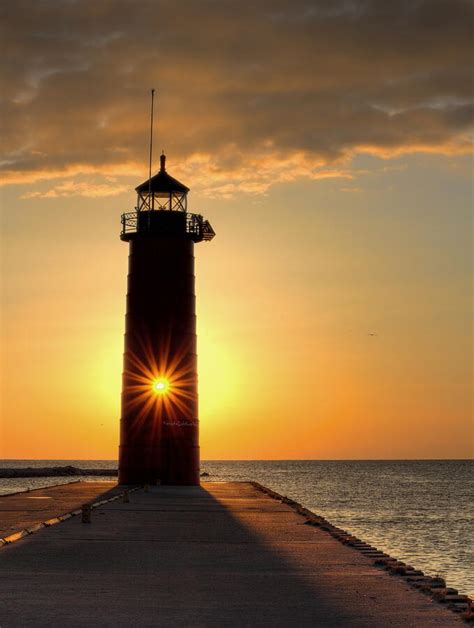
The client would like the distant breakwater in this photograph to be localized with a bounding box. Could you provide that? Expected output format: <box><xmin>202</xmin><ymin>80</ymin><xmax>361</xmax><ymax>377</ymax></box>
<box><xmin>0</xmin><ymin>467</ymin><xmax>210</xmax><ymax>479</ymax></box>
<box><xmin>0</xmin><ymin>466</ymin><xmax>118</xmax><ymax>478</ymax></box>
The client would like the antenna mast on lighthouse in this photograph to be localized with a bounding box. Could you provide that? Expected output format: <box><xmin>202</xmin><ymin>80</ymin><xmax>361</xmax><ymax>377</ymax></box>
<box><xmin>148</xmin><ymin>88</ymin><xmax>155</xmax><ymax>203</ymax></box>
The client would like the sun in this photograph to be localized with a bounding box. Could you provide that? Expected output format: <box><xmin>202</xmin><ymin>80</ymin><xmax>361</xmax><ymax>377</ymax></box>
<box><xmin>152</xmin><ymin>377</ymin><xmax>170</xmax><ymax>395</ymax></box>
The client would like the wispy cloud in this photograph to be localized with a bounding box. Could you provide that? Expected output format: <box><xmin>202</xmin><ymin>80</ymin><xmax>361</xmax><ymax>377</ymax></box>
<box><xmin>22</xmin><ymin>180</ymin><xmax>130</xmax><ymax>199</ymax></box>
<box><xmin>1</xmin><ymin>0</ymin><xmax>472</xmax><ymax>197</ymax></box>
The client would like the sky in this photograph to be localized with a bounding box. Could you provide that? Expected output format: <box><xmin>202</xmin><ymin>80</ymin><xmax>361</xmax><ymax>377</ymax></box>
<box><xmin>0</xmin><ymin>0</ymin><xmax>472</xmax><ymax>460</ymax></box>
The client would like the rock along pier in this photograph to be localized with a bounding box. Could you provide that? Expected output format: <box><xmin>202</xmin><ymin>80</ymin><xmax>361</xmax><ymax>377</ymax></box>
<box><xmin>0</xmin><ymin>481</ymin><xmax>467</xmax><ymax>626</ymax></box>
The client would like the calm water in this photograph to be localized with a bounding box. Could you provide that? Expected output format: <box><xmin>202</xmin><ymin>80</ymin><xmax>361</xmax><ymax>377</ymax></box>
<box><xmin>1</xmin><ymin>459</ymin><xmax>472</xmax><ymax>597</ymax></box>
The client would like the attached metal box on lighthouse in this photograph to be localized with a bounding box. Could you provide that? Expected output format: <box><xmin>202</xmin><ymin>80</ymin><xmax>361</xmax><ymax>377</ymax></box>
<box><xmin>118</xmin><ymin>153</ymin><xmax>215</xmax><ymax>485</ymax></box>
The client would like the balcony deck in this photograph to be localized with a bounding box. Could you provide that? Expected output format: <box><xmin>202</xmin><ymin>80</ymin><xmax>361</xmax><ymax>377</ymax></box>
<box><xmin>121</xmin><ymin>210</ymin><xmax>215</xmax><ymax>242</ymax></box>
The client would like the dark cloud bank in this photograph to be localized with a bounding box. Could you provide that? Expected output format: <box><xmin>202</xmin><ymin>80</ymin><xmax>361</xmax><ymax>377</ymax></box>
<box><xmin>1</xmin><ymin>0</ymin><xmax>473</xmax><ymax>195</ymax></box>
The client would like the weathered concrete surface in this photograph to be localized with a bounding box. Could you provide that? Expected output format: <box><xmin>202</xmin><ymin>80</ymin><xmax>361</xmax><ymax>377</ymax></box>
<box><xmin>0</xmin><ymin>482</ymin><xmax>460</xmax><ymax>626</ymax></box>
<box><xmin>0</xmin><ymin>481</ymin><xmax>117</xmax><ymax>538</ymax></box>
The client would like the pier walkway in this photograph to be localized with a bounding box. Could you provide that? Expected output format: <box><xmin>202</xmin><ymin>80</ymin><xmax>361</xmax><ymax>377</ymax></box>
<box><xmin>0</xmin><ymin>481</ymin><xmax>118</xmax><ymax>539</ymax></box>
<box><xmin>0</xmin><ymin>482</ymin><xmax>460</xmax><ymax>626</ymax></box>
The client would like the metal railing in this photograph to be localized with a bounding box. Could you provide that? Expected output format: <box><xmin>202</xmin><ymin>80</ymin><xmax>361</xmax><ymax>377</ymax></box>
<box><xmin>120</xmin><ymin>210</ymin><xmax>215</xmax><ymax>242</ymax></box>
<box><xmin>121</xmin><ymin>211</ymin><xmax>139</xmax><ymax>236</ymax></box>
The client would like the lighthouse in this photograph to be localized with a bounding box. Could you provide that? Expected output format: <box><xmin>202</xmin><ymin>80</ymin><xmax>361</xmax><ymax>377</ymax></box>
<box><xmin>118</xmin><ymin>152</ymin><xmax>215</xmax><ymax>485</ymax></box>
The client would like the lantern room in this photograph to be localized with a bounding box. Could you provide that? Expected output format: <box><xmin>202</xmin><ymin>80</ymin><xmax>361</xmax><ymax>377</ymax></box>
<box><xmin>135</xmin><ymin>152</ymin><xmax>189</xmax><ymax>211</ymax></box>
<box><xmin>120</xmin><ymin>153</ymin><xmax>215</xmax><ymax>243</ymax></box>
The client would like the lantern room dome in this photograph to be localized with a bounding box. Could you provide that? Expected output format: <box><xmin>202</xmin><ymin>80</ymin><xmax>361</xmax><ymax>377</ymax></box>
<box><xmin>135</xmin><ymin>153</ymin><xmax>189</xmax><ymax>194</ymax></box>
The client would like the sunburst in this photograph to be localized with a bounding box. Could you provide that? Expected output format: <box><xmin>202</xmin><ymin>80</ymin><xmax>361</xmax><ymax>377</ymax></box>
<box><xmin>122</xmin><ymin>330</ymin><xmax>197</xmax><ymax>440</ymax></box>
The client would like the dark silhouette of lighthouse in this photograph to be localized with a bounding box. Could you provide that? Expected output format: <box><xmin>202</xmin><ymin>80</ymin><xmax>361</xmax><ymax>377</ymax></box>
<box><xmin>118</xmin><ymin>150</ymin><xmax>215</xmax><ymax>485</ymax></box>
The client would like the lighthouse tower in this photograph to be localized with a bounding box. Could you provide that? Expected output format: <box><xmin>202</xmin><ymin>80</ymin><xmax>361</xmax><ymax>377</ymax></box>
<box><xmin>118</xmin><ymin>153</ymin><xmax>215</xmax><ymax>485</ymax></box>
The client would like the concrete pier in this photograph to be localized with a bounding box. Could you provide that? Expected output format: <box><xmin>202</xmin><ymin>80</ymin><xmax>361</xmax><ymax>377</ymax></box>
<box><xmin>0</xmin><ymin>482</ymin><xmax>461</xmax><ymax>626</ymax></box>
<box><xmin>0</xmin><ymin>481</ymin><xmax>118</xmax><ymax>539</ymax></box>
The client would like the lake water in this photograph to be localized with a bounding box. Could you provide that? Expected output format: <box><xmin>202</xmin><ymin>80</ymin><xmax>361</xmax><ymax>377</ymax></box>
<box><xmin>1</xmin><ymin>459</ymin><xmax>472</xmax><ymax>597</ymax></box>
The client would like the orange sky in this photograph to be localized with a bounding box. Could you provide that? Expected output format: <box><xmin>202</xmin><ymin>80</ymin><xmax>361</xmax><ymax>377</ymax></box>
<box><xmin>0</xmin><ymin>1</ymin><xmax>472</xmax><ymax>460</ymax></box>
<box><xmin>1</xmin><ymin>156</ymin><xmax>472</xmax><ymax>460</ymax></box>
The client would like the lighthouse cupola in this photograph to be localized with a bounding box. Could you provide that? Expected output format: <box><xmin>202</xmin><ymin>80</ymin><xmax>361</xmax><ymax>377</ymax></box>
<box><xmin>136</xmin><ymin>152</ymin><xmax>189</xmax><ymax>212</ymax></box>
<box><xmin>121</xmin><ymin>153</ymin><xmax>215</xmax><ymax>243</ymax></box>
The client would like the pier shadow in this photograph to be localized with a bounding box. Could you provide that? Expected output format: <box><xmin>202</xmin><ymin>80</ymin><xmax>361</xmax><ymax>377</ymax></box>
<box><xmin>121</xmin><ymin>482</ymin><xmax>345</xmax><ymax>625</ymax></box>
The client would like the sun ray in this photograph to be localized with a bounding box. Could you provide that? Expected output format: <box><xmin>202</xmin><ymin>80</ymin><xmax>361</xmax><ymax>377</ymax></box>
<box><xmin>121</xmin><ymin>328</ymin><xmax>198</xmax><ymax>437</ymax></box>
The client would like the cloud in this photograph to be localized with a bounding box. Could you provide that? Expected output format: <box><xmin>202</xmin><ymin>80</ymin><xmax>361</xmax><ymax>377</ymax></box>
<box><xmin>1</xmin><ymin>0</ymin><xmax>473</xmax><ymax>196</ymax></box>
<box><xmin>340</xmin><ymin>186</ymin><xmax>362</xmax><ymax>193</ymax></box>
<box><xmin>22</xmin><ymin>180</ymin><xmax>129</xmax><ymax>199</ymax></box>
